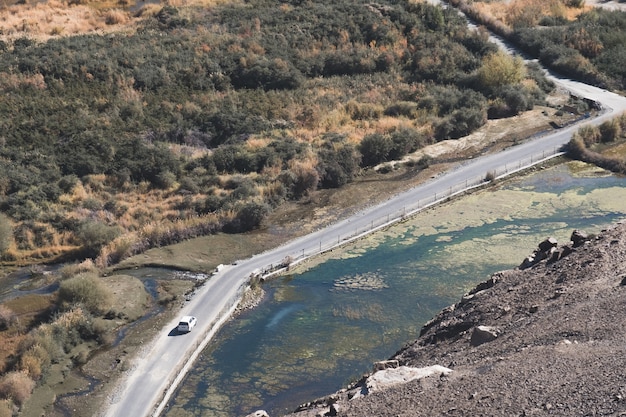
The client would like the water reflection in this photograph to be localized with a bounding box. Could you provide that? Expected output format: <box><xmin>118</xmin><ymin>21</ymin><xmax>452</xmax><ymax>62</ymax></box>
<box><xmin>165</xmin><ymin>163</ymin><xmax>626</xmax><ymax>417</ymax></box>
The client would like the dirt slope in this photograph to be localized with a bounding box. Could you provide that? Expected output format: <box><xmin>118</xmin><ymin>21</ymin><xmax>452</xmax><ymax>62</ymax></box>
<box><xmin>285</xmin><ymin>221</ymin><xmax>626</xmax><ymax>417</ymax></box>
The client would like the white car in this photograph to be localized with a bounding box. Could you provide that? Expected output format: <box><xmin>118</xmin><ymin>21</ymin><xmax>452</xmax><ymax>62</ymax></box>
<box><xmin>177</xmin><ymin>316</ymin><xmax>197</xmax><ymax>333</ymax></box>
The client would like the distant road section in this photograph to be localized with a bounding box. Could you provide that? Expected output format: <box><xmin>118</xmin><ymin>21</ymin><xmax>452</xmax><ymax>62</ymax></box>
<box><xmin>101</xmin><ymin>15</ymin><xmax>626</xmax><ymax>417</ymax></box>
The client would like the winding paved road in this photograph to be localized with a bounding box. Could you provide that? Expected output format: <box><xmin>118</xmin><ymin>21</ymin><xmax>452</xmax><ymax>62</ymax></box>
<box><xmin>101</xmin><ymin>9</ymin><xmax>626</xmax><ymax>417</ymax></box>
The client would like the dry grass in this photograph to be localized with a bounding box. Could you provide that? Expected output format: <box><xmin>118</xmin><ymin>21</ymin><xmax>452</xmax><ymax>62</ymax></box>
<box><xmin>60</xmin><ymin>259</ymin><xmax>98</xmax><ymax>280</ymax></box>
<box><xmin>0</xmin><ymin>0</ymin><xmax>244</xmax><ymax>42</ymax></box>
<box><xmin>103</xmin><ymin>8</ymin><xmax>129</xmax><ymax>25</ymax></box>
<box><xmin>0</xmin><ymin>0</ymin><xmax>136</xmax><ymax>42</ymax></box>
<box><xmin>461</xmin><ymin>0</ymin><xmax>590</xmax><ymax>31</ymax></box>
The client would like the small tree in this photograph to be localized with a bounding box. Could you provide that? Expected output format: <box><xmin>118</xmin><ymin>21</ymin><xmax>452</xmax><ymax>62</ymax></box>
<box><xmin>317</xmin><ymin>144</ymin><xmax>360</xmax><ymax>188</ymax></box>
<box><xmin>237</xmin><ymin>202</ymin><xmax>269</xmax><ymax>231</ymax></box>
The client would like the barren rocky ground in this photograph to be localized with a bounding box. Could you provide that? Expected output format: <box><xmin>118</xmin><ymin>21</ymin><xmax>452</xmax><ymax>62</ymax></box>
<box><xmin>282</xmin><ymin>222</ymin><xmax>626</xmax><ymax>417</ymax></box>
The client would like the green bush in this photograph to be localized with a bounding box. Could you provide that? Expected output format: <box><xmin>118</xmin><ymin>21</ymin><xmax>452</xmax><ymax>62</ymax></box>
<box><xmin>511</xmin><ymin>8</ymin><xmax>626</xmax><ymax>90</ymax></box>
<box><xmin>155</xmin><ymin>170</ymin><xmax>177</xmax><ymax>190</ymax></box>
<box><xmin>57</xmin><ymin>273</ymin><xmax>113</xmax><ymax>315</ymax></box>
<box><xmin>384</xmin><ymin>101</ymin><xmax>419</xmax><ymax>118</ymax></box>
<box><xmin>488</xmin><ymin>84</ymin><xmax>533</xmax><ymax>118</ymax></box>
<box><xmin>230</xmin><ymin>56</ymin><xmax>304</xmax><ymax>91</ymax></box>
<box><xmin>224</xmin><ymin>202</ymin><xmax>269</xmax><ymax>233</ymax></box>
<box><xmin>389</xmin><ymin>128</ymin><xmax>426</xmax><ymax>160</ymax></box>
<box><xmin>317</xmin><ymin>143</ymin><xmax>360</xmax><ymax>188</ymax></box>
<box><xmin>76</xmin><ymin>221</ymin><xmax>122</xmax><ymax>259</ymax></box>
<box><xmin>436</xmin><ymin>107</ymin><xmax>487</xmax><ymax>140</ymax></box>
<box><xmin>359</xmin><ymin>133</ymin><xmax>392</xmax><ymax>167</ymax></box>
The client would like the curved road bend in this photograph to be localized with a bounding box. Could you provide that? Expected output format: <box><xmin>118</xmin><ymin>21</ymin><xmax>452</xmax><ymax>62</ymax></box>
<box><xmin>102</xmin><ymin>26</ymin><xmax>626</xmax><ymax>417</ymax></box>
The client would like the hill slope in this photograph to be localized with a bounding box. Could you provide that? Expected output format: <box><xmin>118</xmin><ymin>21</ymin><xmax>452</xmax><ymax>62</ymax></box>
<box><xmin>285</xmin><ymin>222</ymin><xmax>626</xmax><ymax>416</ymax></box>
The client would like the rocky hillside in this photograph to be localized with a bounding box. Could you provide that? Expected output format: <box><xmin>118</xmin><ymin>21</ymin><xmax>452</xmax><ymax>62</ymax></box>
<box><xmin>270</xmin><ymin>221</ymin><xmax>626</xmax><ymax>417</ymax></box>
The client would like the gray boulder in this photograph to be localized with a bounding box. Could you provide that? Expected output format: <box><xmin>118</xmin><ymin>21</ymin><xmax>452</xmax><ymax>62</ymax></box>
<box><xmin>365</xmin><ymin>365</ymin><xmax>452</xmax><ymax>394</ymax></box>
<box><xmin>571</xmin><ymin>229</ymin><xmax>589</xmax><ymax>247</ymax></box>
<box><xmin>470</xmin><ymin>325</ymin><xmax>501</xmax><ymax>347</ymax></box>
<box><xmin>538</xmin><ymin>237</ymin><xmax>558</xmax><ymax>252</ymax></box>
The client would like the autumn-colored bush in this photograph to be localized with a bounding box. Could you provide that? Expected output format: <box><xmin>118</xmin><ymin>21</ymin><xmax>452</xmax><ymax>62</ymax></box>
<box><xmin>18</xmin><ymin>344</ymin><xmax>50</xmax><ymax>380</ymax></box>
<box><xmin>477</xmin><ymin>51</ymin><xmax>526</xmax><ymax>91</ymax></box>
<box><xmin>506</xmin><ymin>0</ymin><xmax>566</xmax><ymax>28</ymax></box>
<box><xmin>104</xmin><ymin>9</ymin><xmax>129</xmax><ymax>25</ymax></box>
<box><xmin>0</xmin><ymin>371</ymin><xmax>35</xmax><ymax>406</ymax></box>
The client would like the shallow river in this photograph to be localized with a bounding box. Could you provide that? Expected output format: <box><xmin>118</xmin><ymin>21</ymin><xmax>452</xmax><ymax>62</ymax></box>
<box><xmin>163</xmin><ymin>162</ymin><xmax>626</xmax><ymax>417</ymax></box>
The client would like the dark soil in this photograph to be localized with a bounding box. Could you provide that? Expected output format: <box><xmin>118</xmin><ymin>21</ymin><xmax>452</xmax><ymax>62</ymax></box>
<box><xmin>286</xmin><ymin>222</ymin><xmax>626</xmax><ymax>417</ymax></box>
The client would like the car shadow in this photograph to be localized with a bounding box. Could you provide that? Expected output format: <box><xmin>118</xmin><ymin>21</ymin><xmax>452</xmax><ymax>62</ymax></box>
<box><xmin>168</xmin><ymin>327</ymin><xmax>185</xmax><ymax>336</ymax></box>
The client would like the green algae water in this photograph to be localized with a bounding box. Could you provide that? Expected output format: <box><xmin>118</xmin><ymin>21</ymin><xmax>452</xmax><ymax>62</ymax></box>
<box><xmin>164</xmin><ymin>162</ymin><xmax>626</xmax><ymax>417</ymax></box>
